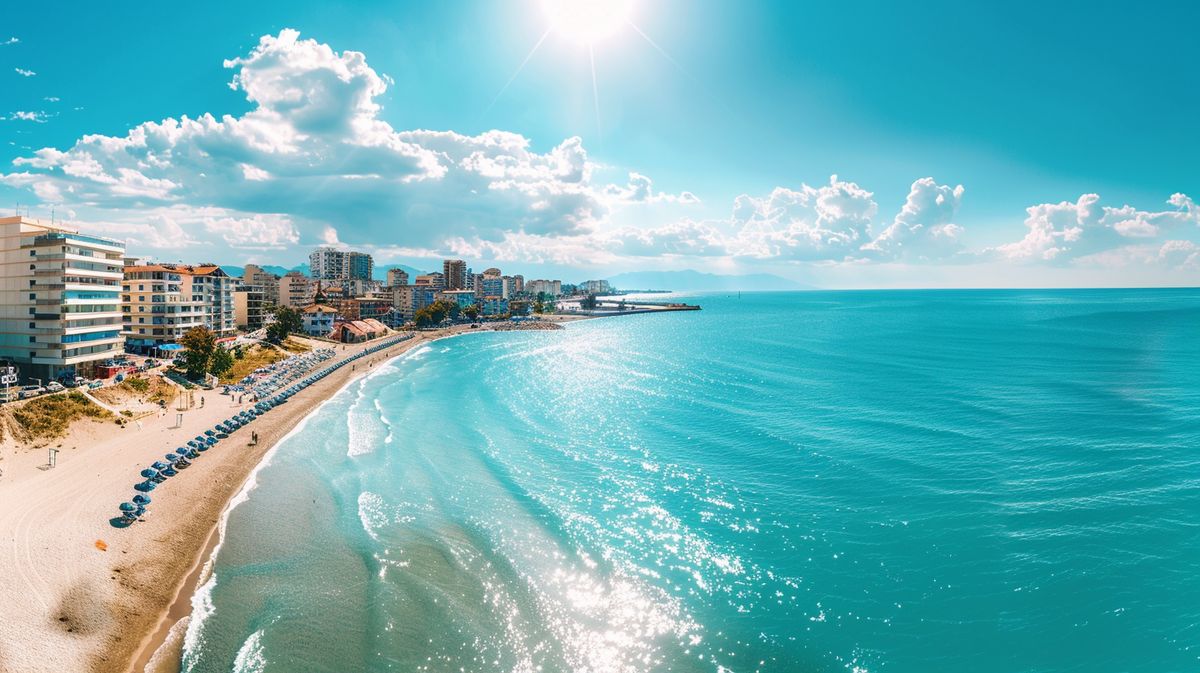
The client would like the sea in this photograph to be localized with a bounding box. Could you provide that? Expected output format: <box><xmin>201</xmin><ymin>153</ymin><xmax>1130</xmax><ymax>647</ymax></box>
<box><xmin>176</xmin><ymin>289</ymin><xmax>1200</xmax><ymax>673</ymax></box>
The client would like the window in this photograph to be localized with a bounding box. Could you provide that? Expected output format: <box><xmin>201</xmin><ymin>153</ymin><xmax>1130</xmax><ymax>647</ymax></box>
<box><xmin>29</xmin><ymin>293</ymin><xmax>35</xmax><ymax>300</ymax></box>
<box><xmin>28</xmin><ymin>322</ymin><xmax>34</xmax><ymax>329</ymax></box>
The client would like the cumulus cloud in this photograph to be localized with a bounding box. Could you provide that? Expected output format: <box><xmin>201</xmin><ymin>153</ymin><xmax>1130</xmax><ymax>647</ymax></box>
<box><xmin>0</xmin><ymin>29</ymin><xmax>638</xmax><ymax>256</ymax></box>
<box><xmin>1</xmin><ymin>28</ymin><xmax>1193</xmax><ymax>278</ymax></box>
<box><xmin>600</xmin><ymin>175</ymin><xmax>966</xmax><ymax>263</ymax></box>
<box><xmin>864</xmin><ymin>178</ymin><xmax>965</xmax><ymax>260</ymax></box>
<box><xmin>994</xmin><ymin>192</ymin><xmax>1198</xmax><ymax>263</ymax></box>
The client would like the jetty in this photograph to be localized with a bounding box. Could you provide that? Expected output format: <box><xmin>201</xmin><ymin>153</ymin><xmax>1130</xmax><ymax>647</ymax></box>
<box><xmin>556</xmin><ymin>297</ymin><xmax>701</xmax><ymax>317</ymax></box>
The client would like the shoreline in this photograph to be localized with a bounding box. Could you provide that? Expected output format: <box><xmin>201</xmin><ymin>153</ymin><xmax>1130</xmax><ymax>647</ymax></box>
<box><xmin>118</xmin><ymin>321</ymin><xmax>579</xmax><ymax>673</ymax></box>
<box><xmin>0</xmin><ymin>320</ymin><xmax>581</xmax><ymax>673</ymax></box>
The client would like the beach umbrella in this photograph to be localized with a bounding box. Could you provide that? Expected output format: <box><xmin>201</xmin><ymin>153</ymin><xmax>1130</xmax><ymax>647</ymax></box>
<box><xmin>119</xmin><ymin>502</ymin><xmax>136</xmax><ymax>512</ymax></box>
<box><xmin>165</xmin><ymin>453</ymin><xmax>178</xmax><ymax>461</ymax></box>
<box><xmin>132</xmin><ymin>494</ymin><xmax>151</xmax><ymax>505</ymax></box>
<box><xmin>140</xmin><ymin>468</ymin><xmax>158</xmax><ymax>478</ymax></box>
<box><xmin>135</xmin><ymin>481</ymin><xmax>157</xmax><ymax>492</ymax></box>
<box><xmin>152</xmin><ymin>461</ymin><xmax>169</xmax><ymax>470</ymax></box>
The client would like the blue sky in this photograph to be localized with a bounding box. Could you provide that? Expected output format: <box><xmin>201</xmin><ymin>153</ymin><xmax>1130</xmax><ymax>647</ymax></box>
<box><xmin>1</xmin><ymin>0</ymin><xmax>1197</xmax><ymax>286</ymax></box>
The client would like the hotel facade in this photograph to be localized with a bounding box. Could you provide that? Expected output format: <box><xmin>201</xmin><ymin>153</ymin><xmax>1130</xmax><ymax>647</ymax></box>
<box><xmin>0</xmin><ymin>216</ymin><xmax>125</xmax><ymax>383</ymax></box>
<box><xmin>122</xmin><ymin>263</ymin><xmax>236</xmax><ymax>353</ymax></box>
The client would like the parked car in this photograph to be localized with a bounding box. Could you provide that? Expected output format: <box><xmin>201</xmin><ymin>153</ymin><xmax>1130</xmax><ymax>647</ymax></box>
<box><xmin>18</xmin><ymin>385</ymin><xmax>45</xmax><ymax>399</ymax></box>
<box><xmin>46</xmin><ymin>381</ymin><xmax>64</xmax><ymax>393</ymax></box>
<box><xmin>88</xmin><ymin>380</ymin><xmax>104</xmax><ymax>389</ymax></box>
<box><xmin>63</xmin><ymin>376</ymin><xmax>85</xmax><ymax>388</ymax></box>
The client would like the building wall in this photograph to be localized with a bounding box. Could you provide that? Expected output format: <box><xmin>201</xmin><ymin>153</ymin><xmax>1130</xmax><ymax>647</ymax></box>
<box><xmin>122</xmin><ymin>267</ymin><xmax>204</xmax><ymax>353</ymax></box>
<box><xmin>0</xmin><ymin>216</ymin><xmax>126</xmax><ymax>382</ymax></box>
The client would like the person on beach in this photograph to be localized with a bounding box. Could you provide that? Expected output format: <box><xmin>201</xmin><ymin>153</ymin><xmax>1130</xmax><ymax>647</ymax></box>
<box><xmin>200</xmin><ymin>396</ymin><xmax>205</xmax><ymax>408</ymax></box>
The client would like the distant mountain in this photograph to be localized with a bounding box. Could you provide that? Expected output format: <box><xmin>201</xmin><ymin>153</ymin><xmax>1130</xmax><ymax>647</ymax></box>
<box><xmin>220</xmin><ymin>263</ymin><xmax>306</xmax><ymax>279</ymax></box>
<box><xmin>607</xmin><ymin>270</ymin><xmax>809</xmax><ymax>292</ymax></box>
<box><xmin>374</xmin><ymin>263</ymin><xmax>425</xmax><ymax>282</ymax></box>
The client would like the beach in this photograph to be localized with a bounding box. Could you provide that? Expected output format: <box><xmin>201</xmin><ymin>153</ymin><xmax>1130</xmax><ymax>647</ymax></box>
<box><xmin>0</xmin><ymin>322</ymin><xmax>566</xmax><ymax>673</ymax></box>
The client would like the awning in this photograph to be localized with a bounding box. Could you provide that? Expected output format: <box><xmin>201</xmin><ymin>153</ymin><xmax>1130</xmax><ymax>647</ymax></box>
<box><xmin>159</xmin><ymin>344</ymin><xmax>184</xmax><ymax>351</ymax></box>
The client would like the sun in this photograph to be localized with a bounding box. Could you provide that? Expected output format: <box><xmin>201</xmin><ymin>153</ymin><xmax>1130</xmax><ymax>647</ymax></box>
<box><xmin>540</xmin><ymin>0</ymin><xmax>636</xmax><ymax>45</ymax></box>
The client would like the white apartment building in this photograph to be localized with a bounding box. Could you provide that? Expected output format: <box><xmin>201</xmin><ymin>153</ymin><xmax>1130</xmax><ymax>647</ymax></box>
<box><xmin>0</xmin><ymin>216</ymin><xmax>125</xmax><ymax>383</ymax></box>
<box><xmin>309</xmin><ymin>247</ymin><xmax>374</xmax><ymax>281</ymax></box>
<box><xmin>525</xmin><ymin>279</ymin><xmax>562</xmax><ymax>297</ymax></box>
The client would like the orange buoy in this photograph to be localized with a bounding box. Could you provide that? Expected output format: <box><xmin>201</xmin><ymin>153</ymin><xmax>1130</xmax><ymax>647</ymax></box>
<box><xmin>95</xmin><ymin>540</ymin><xmax>108</xmax><ymax>552</ymax></box>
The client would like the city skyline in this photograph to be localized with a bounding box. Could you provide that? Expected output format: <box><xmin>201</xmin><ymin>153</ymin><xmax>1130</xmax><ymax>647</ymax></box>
<box><xmin>1</xmin><ymin>1</ymin><xmax>1198</xmax><ymax>288</ymax></box>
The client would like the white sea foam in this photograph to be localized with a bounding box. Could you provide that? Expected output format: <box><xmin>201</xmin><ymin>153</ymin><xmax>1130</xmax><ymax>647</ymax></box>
<box><xmin>180</xmin><ymin>376</ymin><xmax>351</xmax><ymax>663</ymax></box>
<box><xmin>357</xmin><ymin>491</ymin><xmax>387</xmax><ymax>542</ymax></box>
<box><xmin>231</xmin><ymin>629</ymin><xmax>267</xmax><ymax>673</ymax></box>
<box><xmin>374</xmin><ymin>397</ymin><xmax>394</xmax><ymax>444</ymax></box>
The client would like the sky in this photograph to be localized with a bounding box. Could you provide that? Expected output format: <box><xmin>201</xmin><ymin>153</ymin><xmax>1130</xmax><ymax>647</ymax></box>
<box><xmin>1</xmin><ymin>0</ymin><xmax>1197</xmax><ymax>287</ymax></box>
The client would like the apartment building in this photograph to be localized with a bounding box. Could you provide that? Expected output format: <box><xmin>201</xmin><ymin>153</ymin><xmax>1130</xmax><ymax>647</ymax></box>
<box><xmin>122</xmin><ymin>264</ymin><xmax>204</xmax><ymax>354</ymax></box>
<box><xmin>385</xmin><ymin>267</ymin><xmax>409</xmax><ymax>287</ymax></box>
<box><xmin>309</xmin><ymin>247</ymin><xmax>373</xmax><ymax>281</ymax></box>
<box><xmin>0</xmin><ymin>216</ymin><xmax>125</xmax><ymax>383</ymax></box>
<box><xmin>124</xmin><ymin>263</ymin><xmax>235</xmax><ymax>347</ymax></box>
<box><xmin>442</xmin><ymin>259</ymin><xmax>467</xmax><ymax>290</ymax></box>
<box><xmin>277</xmin><ymin>271</ymin><xmax>314</xmax><ymax>308</ymax></box>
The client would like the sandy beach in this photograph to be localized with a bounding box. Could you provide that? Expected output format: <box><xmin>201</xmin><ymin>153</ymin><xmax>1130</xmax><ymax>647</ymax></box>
<box><xmin>0</xmin><ymin>322</ymin><xmax>566</xmax><ymax>673</ymax></box>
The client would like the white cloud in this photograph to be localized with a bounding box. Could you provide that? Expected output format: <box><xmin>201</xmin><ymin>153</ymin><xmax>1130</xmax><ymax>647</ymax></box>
<box><xmin>3</xmin><ymin>110</ymin><xmax>48</xmax><ymax>122</ymax></box>
<box><xmin>864</xmin><ymin>178</ymin><xmax>965</xmax><ymax>260</ymax></box>
<box><xmin>14</xmin><ymin>67</ymin><xmax>35</xmax><ymax>77</ymax></box>
<box><xmin>995</xmin><ymin>193</ymin><xmax>1198</xmax><ymax>263</ymax></box>
<box><xmin>43</xmin><ymin>96</ymin><xmax>59</xmax><ymax>103</ymax></box>
<box><xmin>1</xmin><ymin>37</ymin><xmax>17</xmax><ymax>46</ymax></box>
<box><xmin>1</xmin><ymin>29</ymin><xmax>644</xmax><ymax>257</ymax></box>
<box><xmin>0</xmin><ymin>28</ymin><xmax>1193</xmax><ymax>280</ymax></box>
<box><xmin>600</xmin><ymin>175</ymin><xmax>966</xmax><ymax>264</ymax></box>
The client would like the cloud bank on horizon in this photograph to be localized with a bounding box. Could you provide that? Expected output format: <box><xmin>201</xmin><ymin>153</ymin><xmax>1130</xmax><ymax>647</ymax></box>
<box><xmin>2</xmin><ymin>29</ymin><xmax>1197</xmax><ymax>279</ymax></box>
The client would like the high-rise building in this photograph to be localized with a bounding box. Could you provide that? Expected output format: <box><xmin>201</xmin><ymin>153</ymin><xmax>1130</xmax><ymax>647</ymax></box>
<box><xmin>442</xmin><ymin>259</ymin><xmax>467</xmax><ymax>290</ymax></box>
<box><xmin>123</xmin><ymin>263</ymin><xmax>236</xmax><ymax>348</ymax></box>
<box><xmin>309</xmin><ymin>247</ymin><xmax>343</xmax><ymax>281</ymax></box>
<box><xmin>0</xmin><ymin>216</ymin><xmax>125</xmax><ymax>383</ymax></box>
<box><xmin>309</xmin><ymin>247</ymin><xmax>374</xmax><ymax>282</ymax></box>
<box><xmin>277</xmin><ymin>271</ymin><xmax>314</xmax><ymax>308</ymax></box>
<box><xmin>525</xmin><ymin>279</ymin><xmax>562</xmax><ymax>297</ymax></box>
<box><xmin>241</xmin><ymin>264</ymin><xmax>280</xmax><ymax>303</ymax></box>
<box><xmin>123</xmin><ymin>265</ymin><xmax>204</xmax><ymax>354</ymax></box>
<box><xmin>511</xmin><ymin>274</ymin><xmax>524</xmax><ymax>294</ymax></box>
<box><xmin>386</xmin><ymin>268</ymin><xmax>409</xmax><ymax>288</ymax></box>
<box><xmin>346</xmin><ymin>251</ymin><xmax>373</xmax><ymax>281</ymax></box>
<box><xmin>581</xmin><ymin>279</ymin><xmax>612</xmax><ymax>294</ymax></box>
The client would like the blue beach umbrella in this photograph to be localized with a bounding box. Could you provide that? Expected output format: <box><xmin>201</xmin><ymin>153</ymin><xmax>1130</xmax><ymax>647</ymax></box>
<box><xmin>140</xmin><ymin>468</ymin><xmax>158</xmax><ymax>478</ymax></box>
<box><xmin>135</xmin><ymin>480</ymin><xmax>156</xmax><ymax>492</ymax></box>
<box><xmin>119</xmin><ymin>502</ymin><xmax>136</xmax><ymax>512</ymax></box>
<box><xmin>132</xmin><ymin>494</ymin><xmax>151</xmax><ymax>505</ymax></box>
<box><xmin>152</xmin><ymin>461</ymin><xmax>169</xmax><ymax>470</ymax></box>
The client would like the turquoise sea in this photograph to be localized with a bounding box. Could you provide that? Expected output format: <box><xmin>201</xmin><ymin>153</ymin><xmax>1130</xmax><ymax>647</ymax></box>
<box><xmin>179</xmin><ymin>289</ymin><xmax>1200</xmax><ymax>673</ymax></box>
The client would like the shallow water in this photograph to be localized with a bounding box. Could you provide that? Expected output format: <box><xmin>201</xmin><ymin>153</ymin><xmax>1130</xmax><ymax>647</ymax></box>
<box><xmin>179</xmin><ymin>289</ymin><xmax>1200</xmax><ymax>673</ymax></box>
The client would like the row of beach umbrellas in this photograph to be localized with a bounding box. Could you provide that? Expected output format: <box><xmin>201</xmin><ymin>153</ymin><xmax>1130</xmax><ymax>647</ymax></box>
<box><xmin>118</xmin><ymin>335</ymin><xmax>411</xmax><ymax>525</ymax></box>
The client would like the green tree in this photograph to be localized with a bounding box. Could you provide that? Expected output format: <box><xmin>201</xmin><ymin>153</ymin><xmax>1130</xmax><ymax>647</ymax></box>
<box><xmin>579</xmin><ymin>293</ymin><xmax>599</xmax><ymax>310</ymax></box>
<box><xmin>463</xmin><ymin>303</ymin><xmax>480</xmax><ymax>320</ymax></box>
<box><xmin>178</xmin><ymin>326</ymin><xmax>216</xmax><ymax>380</ymax></box>
<box><xmin>266</xmin><ymin>306</ymin><xmax>303</xmax><ymax>343</ymax></box>
<box><xmin>210</xmin><ymin>347</ymin><xmax>234</xmax><ymax>377</ymax></box>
